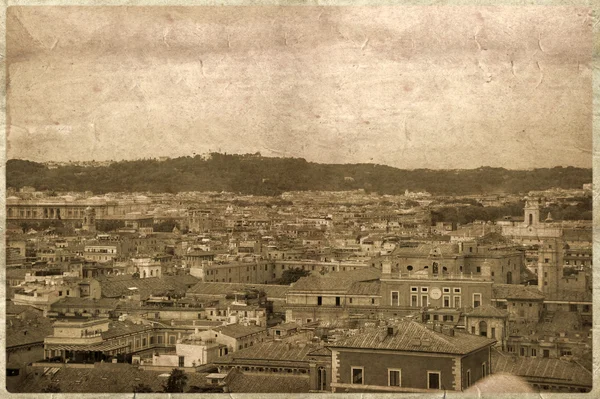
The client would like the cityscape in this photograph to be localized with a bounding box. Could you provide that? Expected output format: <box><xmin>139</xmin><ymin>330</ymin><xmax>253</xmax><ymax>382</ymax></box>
<box><xmin>4</xmin><ymin>5</ymin><xmax>594</xmax><ymax>395</ymax></box>
<box><xmin>4</xmin><ymin>166</ymin><xmax>593</xmax><ymax>393</ymax></box>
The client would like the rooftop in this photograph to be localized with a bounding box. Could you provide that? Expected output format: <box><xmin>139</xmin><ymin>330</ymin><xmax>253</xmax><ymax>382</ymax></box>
<box><xmin>465</xmin><ymin>305</ymin><xmax>509</xmax><ymax>318</ymax></box>
<box><xmin>492</xmin><ymin>284</ymin><xmax>545</xmax><ymax>301</ymax></box>
<box><xmin>98</xmin><ymin>275</ymin><xmax>198</xmax><ymax>300</ymax></box>
<box><xmin>12</xmin><ymin>364</ymin><xmax>215</xmax><ymax>393</ymax></box>
<box><xmin>492</xmin><ymin>350</ymin><xmax>592</xmax><ymax>387</ymax></box>
<box><xmin>215</xmin><ymin>340</ymin><xmax>328</xmax><ymax>364</ymax></box>
<box><xmin>187</xmin><ymin>281</ymin><xmax>290</xmax><ymax>299</ymax></box>
<box><xmin>213</xmin><ymin>324</ymin><xmax>266</xmax><ymax>339</ymax></box>
<box><xmin>328</xmin><ymin>321</ymin><xmax>496</xmax><ymax>355</ymax></box>
<box><xmin>226</xmin><ymin>370</ymin><xmax>310</xmax><ymax>393</ymax></box>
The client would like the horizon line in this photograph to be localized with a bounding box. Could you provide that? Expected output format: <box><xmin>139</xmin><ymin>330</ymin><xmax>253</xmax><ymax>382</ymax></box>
<box><xmin>7</xmin><ymin>153</ymin><xmax>592</xmax><ymax>172</ymax></box>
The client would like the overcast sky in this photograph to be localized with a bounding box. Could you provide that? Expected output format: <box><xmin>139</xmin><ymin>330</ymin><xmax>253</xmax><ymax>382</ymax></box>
<box><xmin>6</xmin><ymin>6</ymin><xmax>592</xmax><ymax>169</ymax></box>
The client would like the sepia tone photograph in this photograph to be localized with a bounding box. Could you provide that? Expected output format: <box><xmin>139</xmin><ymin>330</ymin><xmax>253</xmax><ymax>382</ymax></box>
<box><xmin>3</xmin><ymin>3</ymin><xmax>595</xmax><ymax>395</ymax></box>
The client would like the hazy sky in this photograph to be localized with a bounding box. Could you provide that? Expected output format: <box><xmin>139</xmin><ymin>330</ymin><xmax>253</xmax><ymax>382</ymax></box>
<box><xmin>6</xmin><ymin>6</ymin><xmax>592</xmax><ymax>169</ymax></box>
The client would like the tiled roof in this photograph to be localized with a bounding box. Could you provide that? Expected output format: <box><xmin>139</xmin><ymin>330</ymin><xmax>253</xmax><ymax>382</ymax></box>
<box><xmin>214</xmin><ymin>324</ymin><xmax>266</xmax><ymax>339</ymax></box>
<box><xmin>290</xmin><ymin>276</ymin><xmax>355</xmax><ymax>292</ymax></box>
<box><xmin>6</xmin><ymin>268</ymin><xmax>28</xmax><ymax>279</ymax></box>
<box><xmin>187</xmin><ymin>282</ymin><xmax>290</xmax><ymax>299</ymax></box>
<box><xmin>392</xmin><ymin>243</ymin><xmax>459</xmax><ymax>257</ymax></box>
<box><xmin>215</xmin><ymin>341</ymin><xmax>326</xmax><ymax>365</ymax></box>
<box><xmin>290</xmin><ymin>267</ymin><xmax>381</xmax><ymax>293</ymax></box>
<box><xmin>12</xmin><ymin>363</ymin><xmax>215</xmax><ymax>393</ymax></box>
<box><xmin>475</xmin><ymin>232</ymin><xmax>514</xmax><ymax>245</ymax></box>
<box><xmin>465</xmin><ymin>305</ymin><xmax>509</xmax><ymax>318</ymax></box>
<box><xmin>269</xmin><ymin>322</ymin><xmax>300</xmax><ymax>331</ymax></box>
<box><xmin>98</xmin><ymin>275</ymin><xmax>198</xmax><ymax>299</ymax></box>
<box><xmin>328</xmin><ymin>321</ymin><xmax>496</xmax><ymax>355</ymax></box>
<box><xmin>50</xmin><ymin>297</ymin><xmax>119</xmax><ymax>309</ymax></box>
<box><xmin>544</xmin><ymin>289</ymin><xmax>592</xmax><ymax>302</ymax></box>
<box><xmin>347</xmin><ymin>281</ymin><xmax>381</xmax><ymax>296</ymax></box>
<box><xmin>6</xmin><ymin>302</ymin><xmax>31</xmax><ymax>315</ymax></box>
<box><xmin>6</xmin><ymin>314</ymin><xmax>54</xmax><ymax>348</ymax></box>
<box><xmin>492</xmin><ymin>284</ymin><xmax>545</xmax><ymax>301</ymax></box>
<box><xmin>101</xmin><ymin>320</ymin><xmax>154</xmax><ymax>340</ymax></box>
<box><xmin>492</xmin><ymin>350</ymin><xmax>592</xmax><ymax>387</ymax></box>
<box><xmin>226</xmin><ymin>370</ymin><xmax>310</xmax><ymax>393</ymax></box>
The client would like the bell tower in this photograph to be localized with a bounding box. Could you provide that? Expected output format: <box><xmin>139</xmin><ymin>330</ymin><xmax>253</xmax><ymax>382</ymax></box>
<box><xmin>537</xmin><ymin>238</ymin><xmax>563</xmax><ymax>295</ymax></box>
<box><xmin>82</xmin><ymin>206</ymin><xmax>96</xmax><ymax>233</ymax></box>
<box><xmin>524</xmin><ymin>197</ymin><xmax>541</xmax><ymax>226</ymax></box>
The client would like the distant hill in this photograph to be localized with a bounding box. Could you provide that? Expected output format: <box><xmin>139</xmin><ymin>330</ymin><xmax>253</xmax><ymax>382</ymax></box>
<box><xmin>6</xmin><ymin>154</ymin><xmax>592</xmax><ymax>196</ymax></box>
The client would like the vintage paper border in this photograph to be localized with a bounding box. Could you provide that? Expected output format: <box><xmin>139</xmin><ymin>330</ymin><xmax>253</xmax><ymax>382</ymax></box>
<box><xmin>0</xmin><ymin>0</ymin><xmax>597</xmax><ymax>398</ymax></box>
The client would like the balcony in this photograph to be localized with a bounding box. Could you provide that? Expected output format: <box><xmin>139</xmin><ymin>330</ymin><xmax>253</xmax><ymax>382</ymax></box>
<box><xmin>382</xmin><ymin>272</ymin><xmax>488</xmax><ymax>281</ymax></box>
<box><xmin>45</xmin><ymin>335</ymin><xmax>104</xmax><ymax>345</ymax></box>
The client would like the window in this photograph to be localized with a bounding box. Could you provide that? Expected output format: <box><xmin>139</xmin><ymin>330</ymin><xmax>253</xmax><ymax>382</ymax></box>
<box><xmin>421</xmin><ymin>287</ymin><xmax>428</xmax><ymax>293</ymax></box>
<box><xmin>411</xmin><ymin>287</ymin><xmax>418</xmax><ymax>292</ymax></box>
<box><xmin>178</xmin><ymin>356</ymin><xmax>185</xmax><ymax>367</ymax></box>
<box><xmin>317</xmin><ymin>296</ymin><xmax>322</xmax><ymax>306</ymax></box>
<box><xmin>411</xmin><ymin>295</ymin><xmax>418</xmax><ymax>307</ymax></box>
<box><xmin>476</xmin><ymin>266</ymin><xmax>481</xmax><ymax>273</ymax></box>
<box><xmin>388</xmin><ymin>369</ymin><xmax>401</xmax><ymax>387</ymax></box>
<box><xmin>466</xmin><ymin>369</ymin><xmax>471</xmax><ymax>388</ymax></box>
<box><xmin>421</xmin><ymin>295</ymin><xmax>428</xmax><ymax>307</ymax></box>
<box><xmin>349</xmin><ymin>298</ymin><xmax>353</xmax><ymax>304</ymax></box>
<box><xmin>520</xmin><ymin>347</ymin><xmax>526</xmax><ymax>356</ymax></box>
<box><xmin>570</xmin><ymin>304</ymin><xmax>578</xmax><ymax>312</ymax></box>
<box><xmin>428</xmin><ymin>371</ymin><xmax>441</xmax><ymax>390</ymax></box>
<box><xmin>454</xmin><ymin>288</ymin><xmax>461</xmax><ymax>294</ymax></box>
<box><xmin>351</xmin><ymin>367</ymin><xmax>364</xmax><ymax>385</ymax></box>
<box><xmin>443</xmin><ymin>287</ymin><xmax>450</xmax><ymax>293</ymax></box>
<box><xmin>371</xmin><ymin>298</ymin><xmax>375</xmax><ymax>305</ymax></box>
<box><xmin>443</xmin><ymin>296</ymin><xmax>450</xmax><ymax>307</ymax></box>
<box><xmin>453</xmin><ymin>296</ymin><xmax>461</xmax><ymax>308</ymax></box>
<box><xmin>491</xmin><ymin>327</ymin><xmax>496</xmax><ymax>339</ymax></box>
<box><xmin>336</xmin><ymin>297</ymin><xmax>341</xmax><ymax>306</ymax></box>
<box><xmin>473</xmin><ymin>293</ymin><xmax>481</xmax><ymax>308</ymax></box>
<box><xmin>391</xmin><ymin>291</ymin><xmax>399</xmax><ymax>306</ymax></box>
<box><xmin>531</xmin><ymin>348</ymin><xmax>537</xmax><ymax>357</ymax></box>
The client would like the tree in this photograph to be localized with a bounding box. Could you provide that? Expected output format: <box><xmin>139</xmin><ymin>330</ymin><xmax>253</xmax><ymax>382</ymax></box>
<box><xmin>133</xmin><ymin>383</ymin><xmax>153</xmax><ymax>393</ymax></box>
<box><xmin>277</xmin><ymin>267</ymin><xmax>311</xmax><ymax>285</ymax></box>
<box><xmin>42</xmin><ymin>383</ymin><xmax>61</xmax><ymax>393</ymax></box>
<box><xmin>162</xmin><ymin>368</ymin><xmax>188</xmax><ymax>393</ymax></box>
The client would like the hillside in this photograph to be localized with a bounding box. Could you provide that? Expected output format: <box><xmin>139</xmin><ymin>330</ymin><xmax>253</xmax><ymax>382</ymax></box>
<box><xmin>6</xmin><ymin>154</ymin><xmax>592</xmax><ymax>196</ymax></box>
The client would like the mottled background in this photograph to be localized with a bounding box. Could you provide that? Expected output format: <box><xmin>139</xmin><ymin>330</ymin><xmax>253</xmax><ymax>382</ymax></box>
<box><xmin>6</xmin><ymin>6</ymin><xmax>593</xmax><ymax>169</ymax></box>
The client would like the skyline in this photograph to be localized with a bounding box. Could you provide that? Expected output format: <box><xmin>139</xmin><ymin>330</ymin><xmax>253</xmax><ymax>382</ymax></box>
<box><xmin>6</xmin><ymin>152</ymin><xmax>594</xmax><ymax>171</ymax></box>
<box><xmin>6</xmin><ymin>6</ymin><xmax>593</xmax><ymax>169</ymax></box>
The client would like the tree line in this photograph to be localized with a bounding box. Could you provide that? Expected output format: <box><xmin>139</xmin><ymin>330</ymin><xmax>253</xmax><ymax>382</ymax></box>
<box><xmin>7</xmin><ymin>154</ymin><xmax>592</xmax><ymax>196</ymax></box>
